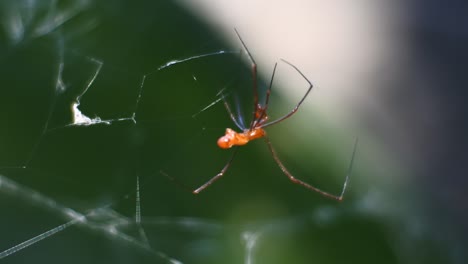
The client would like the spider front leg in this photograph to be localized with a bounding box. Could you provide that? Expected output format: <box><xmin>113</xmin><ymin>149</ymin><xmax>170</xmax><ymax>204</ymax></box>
<box><xmin>264</xmin><ymin>136</ymin><xmax>358</xmax><ymax>201</ymax></box>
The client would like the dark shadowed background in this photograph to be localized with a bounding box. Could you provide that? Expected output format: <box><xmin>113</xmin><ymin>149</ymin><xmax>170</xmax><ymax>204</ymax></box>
<box><xmin>0</xmin><ymin>0</ymin><xmax>467</xmax><ymax>263</ymax></box>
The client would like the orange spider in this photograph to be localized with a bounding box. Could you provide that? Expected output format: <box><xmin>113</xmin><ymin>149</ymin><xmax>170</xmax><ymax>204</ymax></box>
<box><xmin>192</xmin><ymin>29</ymin><xmax>358</xmax><ymax>201</ymax></box>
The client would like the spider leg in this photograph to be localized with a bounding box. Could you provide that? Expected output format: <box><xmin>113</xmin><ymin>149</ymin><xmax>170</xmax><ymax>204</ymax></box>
<box><xmin>193</xmin><ymin>147</ymin><xmax>240</xmax><ymax>194</ymax></box>
<box><xmin>260</xmin><ymin>59</ymin><xmax>313</xmax><ymax>129</ymax></box>
<box><xmin>221</xmin><ymin>93</ymin><xmax>245</xmax><ymax>130</ymax></box>
<box><xmin>255</xmin><ymin>62</ymin><xmax>277</xmax><ymax>125</ymax></box>
<box><xmin>264</xmin><ymin>136</ymin><xmax>358</xmax><ymax>201</ymax></box>
<box><xmin>234</xmin><ymin>94</ymin><xmax>247</xmax><ymax>129</ymax></box>
<box><xmin>233</xmin><ymin>29</ymin><xmax>259</xmax><ymax>130</ymax></box>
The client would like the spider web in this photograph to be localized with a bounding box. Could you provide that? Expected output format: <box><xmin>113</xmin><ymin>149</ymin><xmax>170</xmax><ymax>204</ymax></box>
<box><xmin>0</xmin><ymin>1</ymin><xmax>459</xmax><ymax>264</ymax></box>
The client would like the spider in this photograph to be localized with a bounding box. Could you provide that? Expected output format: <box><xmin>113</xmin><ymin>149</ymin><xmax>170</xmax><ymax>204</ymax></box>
<box><xmin>191</xmin><ymin>29</ymin><xmax>358</xmax><ymax>201</ymax></box>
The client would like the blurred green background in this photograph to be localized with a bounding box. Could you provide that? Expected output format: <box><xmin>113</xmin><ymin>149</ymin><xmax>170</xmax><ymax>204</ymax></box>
<box><xmin>0</xmin><ymin>0</ymin><xmax>467</xmax><ymax>263</ymax></box>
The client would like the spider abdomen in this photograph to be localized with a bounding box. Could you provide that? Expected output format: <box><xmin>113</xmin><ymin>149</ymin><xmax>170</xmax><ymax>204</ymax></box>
<box><xmin>217</xmin><ymin>128</ymin><xmax>266</xmax><ymax>149</ymax></box>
